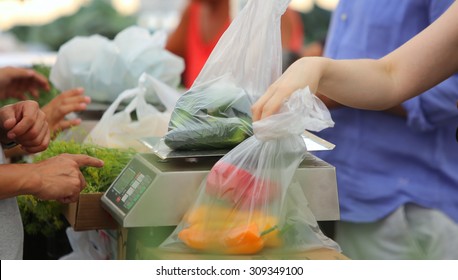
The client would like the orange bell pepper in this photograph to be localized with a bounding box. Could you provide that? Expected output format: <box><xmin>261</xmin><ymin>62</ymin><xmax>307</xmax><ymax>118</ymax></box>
<box><xmin>179</xmin><ymin>205</ymin><xmax>282</xmax><ymax>254</ymax></box>
<box><xmin>178</xmin><ymin>223</ymin><xmax>265</xmax><ymax>255</ymax></box>
<box><xmin>223</xmin><ymin>223</ymin><xmax>265</xmax><ymax>254</ymax></box>
<box><xmin>178</xmin><ymin>226</ymin><xmax>210</xmax><ymax>250</ymax></box>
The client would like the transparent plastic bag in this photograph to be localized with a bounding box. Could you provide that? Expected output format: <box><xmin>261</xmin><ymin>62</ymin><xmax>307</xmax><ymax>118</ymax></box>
<box><xmin>161</xmin><ymin>0</ymin><xmax>288</xmax><ymax>151</ymax></box>
<box><xmin>84</xmin><ymin>73</ymin><xmax>180</xmax><ymax>151</ymax></box>
<box><xmin>164</xmin><ymin>75</ymin><xmax>252</xmax><ymax>150</ymax></box>
<box><xmin>59</xmin><ymin>228</ymin><xmax>115</xmax><ymax>260</ymax></box>
<box><xmin>160</xmin><ymin>88</ymin><xmax>337</xmax><ymax>255</ymax></box>
<box><xmin>50</xmin><ymin>26</ymin><xmax>184</xmax><ymax>103</ymax></box>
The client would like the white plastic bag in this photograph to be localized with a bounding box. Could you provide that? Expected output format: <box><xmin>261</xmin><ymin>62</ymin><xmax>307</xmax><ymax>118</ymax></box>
<box><xmin>84</xmin><ymin>74</ymin><xmax>180</xmax><ymax>151</ymax></box>
<box><xmin>192</xmin><ymin>0</ymin><xmax>288</xmax><ymax>102</ymax></box>
<box><xmin>50</xmin><ymin>26</ymin><xmax>184</xmax><ymax>103</ymax></box>
<box><xmin>59</xmin><ymin>228</ymin><xmax>115</xmax><ymax>260</ymax></box>
<box><xmin>161</xmin><ymin>0</ymin><xmax>290</xmax><ymax>151</ymax></box>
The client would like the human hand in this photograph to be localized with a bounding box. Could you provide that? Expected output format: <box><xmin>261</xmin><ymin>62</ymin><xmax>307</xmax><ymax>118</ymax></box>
<box><xmin>0</xmin><ymin>67</ymin><xmax>50</xmax><ymax>100</ymax></box>
<box><xmin>0</xmin><ymin>100</ymin><xmax>50</xmax><ymax>153</ymax></box>
<box><xmin>251</xmin><ymin>57</ymin><xmax>322</xmax><ymax>121</ymax></box>
<box><xmin>41</xmin><ymin>88</ymin><xmax>90</xmax><ymax>135</ymax></box>
<box><xmin>31</xmin><ymin>153</ymin><xmax>104</xmax><ymax>203</ymax></box>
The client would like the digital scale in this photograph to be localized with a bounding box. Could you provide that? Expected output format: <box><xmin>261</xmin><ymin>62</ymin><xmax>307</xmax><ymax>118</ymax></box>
<box><xmin>101</xmin><ymin>134</ymin><xmax>340</xmax><ymax>228</ymax></box>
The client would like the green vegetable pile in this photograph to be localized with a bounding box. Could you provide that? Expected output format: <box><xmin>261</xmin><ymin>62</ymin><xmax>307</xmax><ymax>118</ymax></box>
<box><xmin>0</xmin><ymin>64</ymin><xmax>59</xmax><ymax>108</ymax></box>
<box><xmin>18</xmin><ymin>140</ymin><xmax>135</xmax><ymax>236</ymax></box>
<box><xmin>164</xmin><ymin>80</ymin><xmax>253</xmax><ymax>150</ymax></box>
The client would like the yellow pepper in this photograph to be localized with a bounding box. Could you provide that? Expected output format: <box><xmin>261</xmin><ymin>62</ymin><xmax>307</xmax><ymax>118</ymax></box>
<box><xmin>179</xmin><ymin>223</ymin><xmax>265</xmax><ymax>255</ymax></box>
<box><xmin>178</xmin><ymin>205</ymin><xmax>282</xmax><ymax>254</ymax></box>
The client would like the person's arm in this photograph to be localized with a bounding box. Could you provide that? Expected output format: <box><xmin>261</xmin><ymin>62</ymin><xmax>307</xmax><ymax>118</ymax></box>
<box><xmin>252</xmin><ymin>1</ymin><xmax>458</xmax><ymax>121</ymax></box>
<box><xmin>166</xmin><ymin>4</ymin><xmax>191</xmax><ymax>59</ymax></box>
<box><xmin>280</xmin><ymin>8</ymin><xmax>304</xmax><ymax>53</ymax></box>
<box><xmin>0</xmin><ymin>67</ymin><xmax>49</xmax><ymax>100</ymax></box>
<box><xmin>0</xmin><ymin>154</ymin><xmax>104</xmax><ymax>203</ymax></box>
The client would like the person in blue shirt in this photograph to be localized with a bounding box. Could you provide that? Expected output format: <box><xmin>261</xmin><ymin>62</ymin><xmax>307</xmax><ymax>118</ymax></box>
<box><xmin>252</xmin><ymin>0</ymin><xmax>458</xmax><ymax>259</ymax></box>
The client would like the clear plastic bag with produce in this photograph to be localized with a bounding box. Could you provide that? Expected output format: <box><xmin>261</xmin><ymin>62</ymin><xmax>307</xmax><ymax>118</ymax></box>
<box><xmin>164</xmin><ymin>75</ymin><xmax>252</xmax><ymax>150</ymax></box>
<box><xmin>160</xmin><ymin>88</ymin><xmax>338</xmax><ymax>256</ymax></box>
<box><xmin>84</xmin><ymin>73</ymin><xmax>180</xmax><ymax>152</ymax></box>
<box><xmin>50</xmin><ymin>26</ymin><xmax>184</xmax><ymax>103</ymax></box>
<box><xmin>161</xmin><ymin>0</ymin><xmax>288</xmax><ymax>151</ymax></box>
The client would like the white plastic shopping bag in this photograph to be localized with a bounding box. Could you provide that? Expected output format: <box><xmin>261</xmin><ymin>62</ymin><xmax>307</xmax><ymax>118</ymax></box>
<box><xmin>59</xmin><ymin>228</ymin><xmax>116</xmax><ymax>260</ymax></box>
<box><xmin>161</xmin><ymin>0</ymin><xmax>291</xmax><ymax>151</ymax></box>
<box><xmin>84</xmin><ymin>74</ymin><xmax>180</xmax><ymax>151</ymax></box>
<box><xmin>50</xmin><ymin>26</ymin><xmax>184</xmax><ymax>103</ymax></box>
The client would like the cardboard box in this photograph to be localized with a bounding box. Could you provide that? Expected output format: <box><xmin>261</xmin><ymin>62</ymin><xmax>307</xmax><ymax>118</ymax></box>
<box><xmin>62</xmin><ymin>193</ymin><xmax>118</xmax><ymax>231</ymax></box>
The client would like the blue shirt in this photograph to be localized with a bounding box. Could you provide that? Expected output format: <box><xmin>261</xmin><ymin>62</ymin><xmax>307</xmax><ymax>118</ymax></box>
<box><xmin>314</xmin><ymin>0</ymin><xmax>458</xmax><ymax>223</ymax></box>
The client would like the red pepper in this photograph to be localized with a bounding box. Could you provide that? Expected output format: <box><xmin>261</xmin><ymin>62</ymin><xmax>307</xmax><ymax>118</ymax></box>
<box><xmin>206</xmin><ymin>161</ymin><xmax>279</xmax><ymax>207</ymax></box>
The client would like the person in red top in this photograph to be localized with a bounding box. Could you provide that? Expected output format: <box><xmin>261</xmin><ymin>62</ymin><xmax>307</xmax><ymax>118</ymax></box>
<box><xmin>166</xmin><ymin>0</ymin><xmax>304</xmax><ymax>88</ymax></box>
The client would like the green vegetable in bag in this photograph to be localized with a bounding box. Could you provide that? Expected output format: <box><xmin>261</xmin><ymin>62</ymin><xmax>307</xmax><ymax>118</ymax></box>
<box><xmin>164</xmin><ymin>81</ymin><xmax>253</xmax><ymax>150</ymax></box>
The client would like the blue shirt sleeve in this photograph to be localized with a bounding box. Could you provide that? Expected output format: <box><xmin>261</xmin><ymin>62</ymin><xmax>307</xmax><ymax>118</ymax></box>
<box><xmin>402</xmin><ymin>0</ymin><xmax>458</xmax><ymax>131</ymax></box>
<box><xmin>403</xmin><ymin>75</ymin><xmax>458</xmax><ymax>131</ymax></box>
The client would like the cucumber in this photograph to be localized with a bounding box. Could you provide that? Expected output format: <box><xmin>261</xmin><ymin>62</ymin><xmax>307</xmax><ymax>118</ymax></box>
<box><xmin>164</xmin><ymin>81</ymin><xmax>253</xmax><ymax>150</ymax></box>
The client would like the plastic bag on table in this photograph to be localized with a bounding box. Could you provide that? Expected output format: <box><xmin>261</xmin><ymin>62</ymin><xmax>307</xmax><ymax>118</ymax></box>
<box><xmin>50</xmin><ymin>26</ymin><xmax>184</xmax><ymax>103</ymax></box>
<box><xmin>161</xmin><ymin>0</ymin><xmax>288</xmax><ymax>151</ymax></box>
<box><xmin>160</xmin><ymin>88</ymin><xmax>337</xmax><ymax>255</ymax></box>
<box><xmin>84</xmin><ymin>73</ymin><xmax>180</xmax><ymax>152</ymax></box>
<box><xmin>59</xmin><ymin>228</ymin><xmax>115</xmax><ymax>260</ymax></box>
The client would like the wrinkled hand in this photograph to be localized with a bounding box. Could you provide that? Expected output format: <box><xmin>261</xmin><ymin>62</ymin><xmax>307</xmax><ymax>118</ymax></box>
<box><xmin>0</xmin><ymin>67</ymin><xmax>49</xmax><ymax>100</ymax></box>
<box><xmin>0</xmin><ymin>100</ymin><xmax>50</xmax><ymax>153</ymax></box>
<box><xmin>41</xmin><ymin>88</ymin><xmax>90</xmax><ymax>135</ymax></box>
<box><xmin>32</xmin><ymin>153</ymin><xmax>104</xmax><ymax>203</ymax></box>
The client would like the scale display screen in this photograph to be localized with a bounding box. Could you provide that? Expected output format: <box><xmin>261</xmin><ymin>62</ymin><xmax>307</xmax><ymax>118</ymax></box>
<box><xmin>105</xmin><ymin>159</ymin><xmax>156</xmax><ymax>214</ymax></box>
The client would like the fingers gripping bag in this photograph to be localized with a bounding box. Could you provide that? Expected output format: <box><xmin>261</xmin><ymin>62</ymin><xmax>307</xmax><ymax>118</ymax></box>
<box><xmin>160</xmin><ymin>88</ymin><xmax>339</xmax><ymax>256</ymax></box>
<box><xmin>84</xmin><ymin>73</ymin><xmax>180</xmax><ymax>152</ymax></box>
<box><xmin>161</xmin><ymin>0</ymin><xmax>288</xmax><ymax>151</ymax></box>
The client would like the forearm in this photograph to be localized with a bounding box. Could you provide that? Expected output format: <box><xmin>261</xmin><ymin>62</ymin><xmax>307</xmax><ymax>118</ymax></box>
<box><xmin>316</xmin><ymin>58</ymin><xmax>401</xmax><ymax>110</ymax></box>
<box><xmin>316</xmin><ymin>81</ymin><xmax>407</xmax><ymax>117</ymax></box>
<box><xmin>0</xmin><ymin>163</ymin><xmax>40</xmax><ymax>199</ymax></box>
<box><xmin>318</xmin><ymin>2</ymin><xmax>458</xmax><ymax>111</ymax></box>
<box><xmin>165</xmin><ymin>5</ymin><xmax>190</xmax><ymax>58</ymax></box>
<box><xmin>252</xmin><ymin>2</ymin><xmax>458</xmax><ymax>121</ymax></box>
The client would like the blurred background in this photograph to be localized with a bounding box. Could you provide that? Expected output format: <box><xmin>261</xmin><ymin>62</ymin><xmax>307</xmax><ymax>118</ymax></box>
<box><xmin>0</xmin><ymin>0</ymin><xmax>337</xmax><ymax>66</ymax></box>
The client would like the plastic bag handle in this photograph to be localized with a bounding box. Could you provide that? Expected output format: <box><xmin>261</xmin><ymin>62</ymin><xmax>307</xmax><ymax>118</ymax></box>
<box><xmin>98</xmin><ymin>87</ymin><xmax>143</xmax><ymax>124</ymax></box>
<box><xmin>139</xmin><ymin>73</ymin><xmax>180</xmax><ymax>114</ymax></box>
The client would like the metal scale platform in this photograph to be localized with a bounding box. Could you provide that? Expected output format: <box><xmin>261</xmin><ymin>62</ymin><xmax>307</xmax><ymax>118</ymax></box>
<box><xmin>101</xmin><ymin>133</ymin><xmax>340</xmax><ymax>228</ymax></box>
